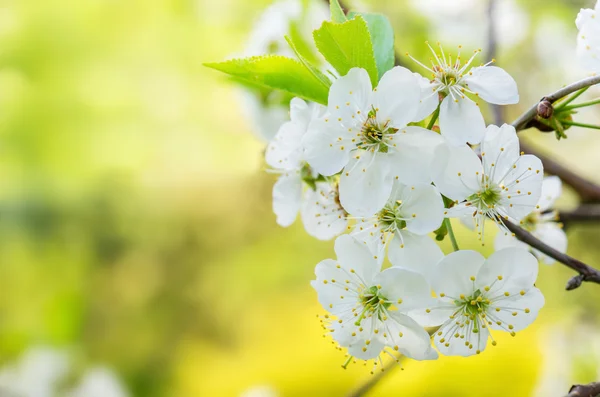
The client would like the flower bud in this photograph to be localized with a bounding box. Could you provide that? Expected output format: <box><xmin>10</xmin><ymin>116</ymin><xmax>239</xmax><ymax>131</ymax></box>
<box><xmin>537</xmin><ymin>98</ymin><xmax>554</xmax><ymax>119</ymax></box>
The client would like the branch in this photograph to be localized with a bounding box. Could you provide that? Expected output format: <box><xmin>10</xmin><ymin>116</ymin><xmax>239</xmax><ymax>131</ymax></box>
<box><xmin>512</xmin><ymin>75</ymin><xmax>600</xmax><ymax>132</ymax></box>
<box><xmin>560</xmin><ymin>204</ymin><xmax>600</xmax><ymax>224</ymax></box>
<box><xmin>486</xmin><ymin>0</ymin><xmax>504</xmax><ymax>126</ymax></box>
<box><xmin>519</xmin><ymin>141</ymin><xmax>600</xmax><ymax>203</ymax></box>
<box><xmin>503</xmin><ymin>220</ymin><xmax>600</xmax><ymax>290</ymax></box>
<box><xmin>345</xmin><ymin>363</ymin><xmax>398</xmax><ymax>397</ymax></box>
<box><xmin>565</xmin><ymin>382</ymin><xmax>600</xmax><ymax>397</ymax></box>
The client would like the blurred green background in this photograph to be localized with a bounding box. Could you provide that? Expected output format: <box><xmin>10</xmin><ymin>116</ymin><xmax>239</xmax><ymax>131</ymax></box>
<box><xmin>0</xmin><ymin>0</ymin><xmax>600</xmax><ymax>395</ymax></box>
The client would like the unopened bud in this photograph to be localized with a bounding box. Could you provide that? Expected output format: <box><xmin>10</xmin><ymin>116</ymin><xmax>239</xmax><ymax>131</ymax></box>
<box><xmin>537</xmin><ymin>98</ymin><xmax>554</xmax><ymax>119</ymax></box>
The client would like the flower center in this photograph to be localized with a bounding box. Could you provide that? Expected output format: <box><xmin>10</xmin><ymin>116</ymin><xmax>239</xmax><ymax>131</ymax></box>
<box><xmin>433</xmin><ymin>65</ymin><xmax>460</xmax><ymax>88</ymax></box>
<box><xmin>521</xmin><ymin>212</ymin><xmax>539</xmax><ymax>232</ymax></box>
<box><xmin>468</xmin><ymin>183</ymin><xmax>502</xmax><ymax>213</ymax></box>
<box><xmin>358</xmin><ymin>108</ymin><xmax>397</xmax><ymax>153</ymax></box>
<box><xmin>377</xmin><ymin>201</ymin><xmax>407</xmax><ymax>233</ymax></box>
<box><xmin>355</xmin><ymin>286</ymin><xmax>390</xmax><ymax>325</ymax></box>
<box><xmin>455</xmin><ymin>289</ymin><xmax>490</xmax><ymax>333</ymax></box>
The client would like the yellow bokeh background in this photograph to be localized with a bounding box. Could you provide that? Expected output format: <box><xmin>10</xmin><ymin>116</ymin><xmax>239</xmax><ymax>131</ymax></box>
<box><xmin>1</xmin><ymin>0</ymin><xmax>600</xmax><ymax>396</ymax></box>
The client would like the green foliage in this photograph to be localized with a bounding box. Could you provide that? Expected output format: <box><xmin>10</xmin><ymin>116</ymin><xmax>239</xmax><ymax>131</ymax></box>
<box><xmin>285</xmin><ymin>36</ymin><xmax>332</xmax><ymax>89</ymax></box>
<box><xmin>349</xmin><ymin>12</ymin><xmax>395</xmax><ymax>78</ymax></box>
<box><xmin>204</xmin><ymin>55</ymin><xmax>329</xmax><ymax>105</ymax></box>
<box><xmin>313</xmin><ymin>16</ymin><xmax>379</xmax><ymax>86</ymax></box>
<box><xmin>289</xmin><ymin>20</ymin><xmax>321</xmax><ymax>66</ymax></box>
<box><xmin>329</xmin><ymin>0</ymin><xmax>347</xmax><ymax>23</ymax></box>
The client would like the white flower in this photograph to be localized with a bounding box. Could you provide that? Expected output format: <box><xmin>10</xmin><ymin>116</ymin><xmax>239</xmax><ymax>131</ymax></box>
<box><xmin>239</xmin><ymin>0</ymin><xmax>328</xmax><ymax>142</ymax></box>
<box><xmin>244</xmin><ymin>0</ymin><xmax>327</xmax><ymax>58</ymax></box>
<box><xmin>414</xmin><ymin>249</ymin><xmax>544</xmax><ymax>357</ymax></box>
<box><xmin>303</xmin><ymin>67</ymin><xmax>444</xmax><ymax>216</ymax></box>
<box><xmin>68</xmin><ymin>368</ymin><xmax>129</xmax><ymax>397</ymax></box>
<box><xmin>312</xmin><ymin>235</ymin><xmax>438</xmax><ymax>368</ymax></box>
<box><xmin>350</xmin><ymin>182</ymin><xmax>445</xmax><ymax>279</ymax></box>
<box><xmin>495</xmin><ymin>176</ymin><xmax>567</xmax><ymax>264</ymax></box>
<box><xmin>0</xmin><ymin>347</ymin><xmax>70</xmax><ymax>397</ymax></box>
<box><xmin>408</xmin><ymin>42</ymin><xmax>519</xmax><ymax>146</ymax></box>
<box><xmin>433</xmin><ymin>123</ymin><xmax>544</xmax><ymax>241</ymax></box>
<box><xmin>266</xmin><ymin>98</ymin><xmax>348</xmax><ymax>240</ymax></box>
<box><xmin>301</xmin><ymin>182</ymin><xmax>348</xmax><ymax>240</ymax></box>
<box><xmin>239</xmin><ymin>90</ymin><xmax>290</xmax><ymax>142</ymax></box>
<box><xmin>576</xmin><ymin>1</ymin><xmax>600</xmax><ymax>73</ymax></box>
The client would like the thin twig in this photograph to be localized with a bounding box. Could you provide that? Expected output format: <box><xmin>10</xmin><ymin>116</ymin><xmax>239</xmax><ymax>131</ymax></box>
<box><xmin>345</xmin><ymin>363</ymin><xmax>398</xmax><ymax>397</ymax></box>
<box><xmin>565</xmin><ymin>381</ymin><xmax>600</xmax><ymax>397</ymax></box>
<box><xmin>560</xmin><ymin>204</ymin><xmax>600</xmax><ymax>223</ymax></box>
<box><xmin>512</xmin><ymin>75</ymin><xmax>600</xmax><ymax>132</ymax></box>
<box><xmin>519</xmin><ymin>140</ymin><xmax>600</xmax><ymax>203</ymax></box>
<box><xmin>503</xmin><ymin>220</ymin><xmax>600</xmax><ymax>290</ymax></box>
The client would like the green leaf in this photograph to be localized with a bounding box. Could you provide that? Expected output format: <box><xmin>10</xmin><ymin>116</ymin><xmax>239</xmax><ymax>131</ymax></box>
<box><xmin>284</xmin><ymin>36</ymin><xmax>331</xmax><ymax>89</ymax></box>
<box><xmin>329</xmin><ymin>0</ymin><xmax>347</xmax><ymax>23</ymax></box>
<box><xmin>289</xmin><ymin>20</ymin><xmax>321</xmax><ymax>66</ymax></box>
<box><xmin>349</xmin><ymin>12</ymin><xmax>395</xmax><ymax>79</ymax></box>
<box><xmin>204</xmin><ymin>55</ymin><xmax>329</xmax><ymax>105</ymax></box>
<box><xmin>313</xmin><ymin>16</ymin><xmax>378</xmax><ymax>86</ymax></box>
<box><xmin>433</xmin><ymin>222</ymin><xmax>448</xmax><ymax>242</ymax></box>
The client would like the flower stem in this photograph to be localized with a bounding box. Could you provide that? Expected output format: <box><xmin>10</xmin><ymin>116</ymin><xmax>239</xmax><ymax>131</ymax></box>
<box><xmin>426</xmin><ymin>104</ymin><xmax>441</xmax><ymax>130</ymax></box>
<box><xmin>557</xmin><ymin>98</ymin><xmax>600</xmax><ymax>111</ymax></box>
<box><xmin>444</xmin><ymin>218</ymin><xmax>460</xmax><ymax>251</ymax></box>
<box><xmin>560</xmin><ymin>120</ymin><xmax>600</xmax><ymax>130</ymax></box>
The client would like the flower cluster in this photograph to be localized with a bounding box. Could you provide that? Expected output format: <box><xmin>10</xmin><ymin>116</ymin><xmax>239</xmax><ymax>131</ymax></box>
<box><xmin>261</xmin><ymin>41</ymin><xmax>552</xmax><ymax>366</ymax></box>
<box><xmin>203</xmin><ymin>0</ymin><xmax>591</xmax><ymax>373</ymax></box>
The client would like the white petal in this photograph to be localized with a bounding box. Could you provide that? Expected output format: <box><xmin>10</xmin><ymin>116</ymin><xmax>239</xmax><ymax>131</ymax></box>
<box><xmin>412</xmin><ymin>73</ymin><xmax>440</xmax><ymax>122</ymax></box>
<box><xmin>395</xmin><ymin>184</ymin><xmax>444</xmax><ymax>235</ymax></box>
<box><xmin>328</xmin><ymin>68</ymin><xmax>372</xmax><ymax>122</ymax></box>
<box><xmin>480</xmin><ymin>124</ymin><xmax>520</xmax><ymax>181</ymax></box>
<box><xmin>434</xmin><ymin>323</ymin><xmax>489</xmax><ymax>357</ymax></box>
<box><xmin>461</xmin><ymin>66</ymin><xmax>519</xmax><ymax>105</ymax></box>
<box><xmin>431</xmin><ymin>250</ymin><xmax>486</xmax><ymax>297</ymax></box>
<box><xmin>381</xmin><ymin>313</ymin><xmax>438</xmax><ymax>361</ymax></box>
<box><xmin>311</xmin><ymin>259</ymin><xmax>359</xmax><ymax>315</ymax></box>
<box><xmin>408</xmin><ymin>303</ymin><xmax>455</xmax><ymax>328</ymax></box>
<box><xmin>431</xmin><ymin>144</ymin><xmax>482</xmax><ymax>201</ymax></box>
<box><xmin>301</xmin><ymin>182</ymin><xmax>348</xmax><ymax>241</ymax></box>
<box><xmin>373</xmin><ymin>267</ymin><xmax>433</xmax><ymax>312</ymax></box>
<box><xmin>265</xmin><ymin>121</ymin><xmax>305</xmax><ymax>170</ymax></box>
<box><xmin>272</xmin><ymin>173</ymin><xmax>302</xmax><ymax>227</ymax></box>
<box><xmin>532</xmin><ymin>223</ymin><xmax>567</xmax><ymax>264</ymax></box>
<box><xmin>538</xmin><ymin>176</ymin><xmax>562</xmax><ymax>212</ymax></box>
<box><xmin>576</xmin><ymin>8</ymin><xmax>596</xmax><ymax>30</ymax></box>
<box><xmin>494</xmin><ymin>229</ymin><xmax>529</xmax><ymax>252</ymax></box>
<box><xmin>348</xmin><ymin>336</ymin><xmax>386</xmax><ymax>361</ymax></box>
<box><xmin>439</xmin><ymin>96</ymin><xmax>486</xmax><ymax>146</ymax></box>
<box><xmin>388</xmin><ymin>126</ymin><xmax>445</xmax><ymax>185</ymax></box>
<box><xmin>371</xmin><ymin>66</ymin><xmax>420</xmax><ymax>128</ymax></box>
<box><xmin>388</xmin><ymin>232</ymin><xmax>444</xmax><ymax>283</ymax></box>
<box><xmin>334</xmin><ymin>234</ymin><xmax>381</xmax><ymax>282</ymax></box>
<box><xmin>289</xmin><ymin>97</ymin><xmax>310</xmax><ymax>126</ymax></box>
<box><xmin>349</xmin><ymin>218</ymin><xmax>386</xmax><ymax>260</ymax></box>
<box><xmin>475</xmin><ymin>248</ymin><xmax>538</xmax><ymax>295</ymax></box>
<box><xmin>302</xmin><ymin>117</ymin><xmax>352</xmax><ymax>176</ymax></box>
<box><xmin>339</xmin><ymin>153</ymin><xmax>393</xmax><ymax>217</ymax></box>
<box><xmin>500</xmin><ymin>154</ymin><xmax>544</xmax><ymax>221</ymax></box>
<box><xmin>488</xmin><ymin>287</ymin><xmax>544</xmax><ymax>332</ymax></box>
